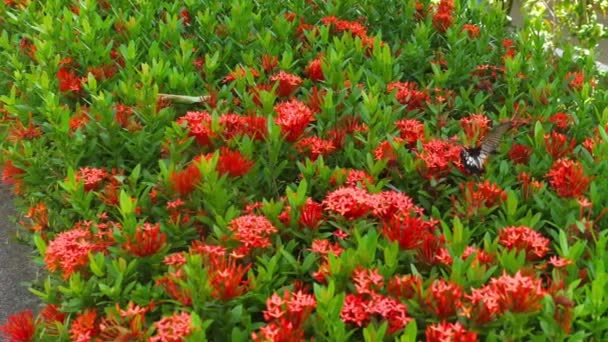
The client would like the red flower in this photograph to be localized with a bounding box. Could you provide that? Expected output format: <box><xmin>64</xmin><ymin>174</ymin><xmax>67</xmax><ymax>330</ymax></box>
<box><xmin>322</xmin><ymin>187</ymin><xmax>373</xmax><ymax>220</ymax></box>
<box><xmin>200</xmin><ymin>251</ymin><xmax>250</xmax><ymax>300</ymax></box>
<box><xmin>69</xmin><ymin>309</ymin><xmax>99</xmax><ymax>342</ymax></box>
<box><xmin>21</xmin><ymin>202</ymin><xmax>48</xmax><ymax>232</ymax></box>
<box><xmin>228</xmin><ymin>215</ymin><xmax>278</xmax><ymax>252</ymax></box>
<box><xmin>57</xmin><ymin>67</ymin><xmax>83</xmax><ymax>93</ymax></box>
<box><xmin>168</xmin><ymin>161</ymin><xmax>201</xmax><ymax>197</ymax></box>
<box><xmin>1</xmin><ymin>160</ymin><xmax>25</xmax><ymax>187</ymax></box>
<box><xmin>433</xmin><ymin>12</ymin><xmax>453</xmax><ymax>32</ymax></box>
<box><xmin>261</xmin><ymin>54</ymin><xmax>278</xmax><ymax>72</ymax></box>
<box><xmin>217</xmin><ymin>147</ymin><xmax>254</xmax><ymax>177</ymax></box>
<box><xmin>565</xmin><ymin>71</ymin><xmax>590</xmax><ymax>90</ymax></box>
<box><xmin>462</xmin><ymin>24</ymin><xmax>480</xmax><ymax>38</ymax></box>
<box><xmin>370</xmin><ymin>190</ymin><xmax>422</xmax><ymax>220</ymax></box>
<box><xmin>425</xmin><ymin>279</ymin><xmax>463</xmax><ymax>319</ymax></box>
<box><xmin>460</xmin><ymin>114</ymin><xmax>490</xmax><ymax>145</ymax></box>
<box><xmin>305</xmin><ymin>56</ymin><xmax>325</xmax><ymax>81</ymax></box>
<box><xmin>0</xmin><ymin>309</ymin><xmax>35</xmax><ymax>342</ymax></box>
<box><xmin>549</xmin><ymin>112</ymin><xmax>573</xmax><ymax>130</ymax></box>
<box><xmin>432</xmin><ymin>0</ymin><xmax>454</xmax><ymax>32</ymax></box>
<box><xmin>223</xmin><ymin>66</ymin><xmax>259</xmax><ymax>83</ymax></box>
<box><xmin>74</xmin><ymin>167</ymin><xmax>108</xmax><ymax>192</ymax></box>
<box><xmin>508</xmin><ymin>143</ymin><xmax>531</xmax><ymax>164</ymax></box>
<box><xmin>310</xmin><ymin>239</ymin><xmax>344</xmax><ymax>257</ymax></box>
<box><xmin>340</xmin><ymin>294</ymin><xmax>370</xmax><ymax>327</ymax></box>
<box><xmin>44</xmin><ymin>227</ymin><xmax>109</xmax><ymax>279</ymax></box>
<box><xmin>150</xmin><ymin>312</ymin><xmax>193</xmax><ymax>342</ymax></box>
<box><xmin>298</xmin><ymin>198</ymin><xmax>324</xmax><ymax>229</ymax></box>
<box><xmin>352</xmin><ymin>267</ymin><xmax>384</xmax><ymax>295</ymax></box>
<box><xmin>7</xmin><ymin>114</ymin><xmax>42</xmax><ymax>142</ymax></box>
<box><xmin>396</xmin><ymin>118</ymin><xmax>425</xmax><ymax>147</ymax></box>
<box><xmin>270</xmin><ymin>71</ymin><xmax>303</xmax><ymax>97</ymax></box>
<box><xmin>295</xmin><ymin>136</ymin><xmax>336</xmax><ymax>160</ymax></box>
<box><xmin>498</xmin><ymin>226</ymin><xmax>550</xmax><ymax>261</ymax></box>
<box><xmin>113</xmin><ymin>103</ymin><xmax>140</xmax><ymax>130</ymax></box>
<box><xmin>425</xmin><ymin>321</ymin><xmax>478</xmax><ymax>342</ymax></box>
<box><xmin>373</xmin><ymin>137</ymin><xmax>404</xmax><ymax>162</ymax></box>
<box><xmin>387</xmin><ymin>81</ymin><xmax>429</xmax><ymax>111</ymax></box>
<box><xmin>387</xmin><ymin>274</ymin><xmax>423</xmax><ymax>300</ymax></box>
<box><xmin>345</xmin><ymin>169</ymin><xmax>375</xmax><ymax>188</ymax></box>
<box><xmin>544</xmin><ymin>131</ymin><xmax>576</xmax><ymax>159</ymax></box>
<box><xmin>177</xmin><ymin>111</ymin><xmax>215</xmax><ymax>146</ymax></box>
<box><xmin>178</xmin><ymin>7</ymin><xmax>191</xmax><ymax>26</ymax></box>
<box><xmin>274</xmin><ymin>99</ymin><xmax>315</xmax><ymax>142</ymax></box>
<box><xmin>458</xmin><ymin>180</ymin><xmax>507</xmax><ymax>218</ymax></box>
<box><xmin>416</xmin><ymin>139</ymin><xmax>462</xmax><ymax>179</ymax></box>
<box><xmin>491</xmin><ymin>271</ymin><xmax>547</xmax><ymax>313</ymax></box>
<box><xmin>546</xmin><ymin>158</ymin><xmax>590</xmax><ymax>198</ymax></box>
<box><xmin>381</xmin><ymin>212</ymin><xmax>437</xmax><ymax>250</ymax></box>
<box><xmin>124</xmin><ymin>222</ymin><xmax>167</xmax><ymax>257</ymax></box>
<box><xmin>252</xmin><ymin>289</ymin><xmax>316</xmax><ymax>342</ymax></box>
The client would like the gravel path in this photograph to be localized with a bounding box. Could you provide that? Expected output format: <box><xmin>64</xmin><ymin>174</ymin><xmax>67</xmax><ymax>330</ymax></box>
<box><xmin>0</xmin><ymin>184</ymin><xmax>39</xmax><ymax>324</ymax></box>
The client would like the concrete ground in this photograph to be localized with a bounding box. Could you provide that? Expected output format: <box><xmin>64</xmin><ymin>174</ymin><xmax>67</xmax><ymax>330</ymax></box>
<box><xmin>0</xmin><ymin>184</ymin><xmax>39</xmax><ymax>324</ymax></box>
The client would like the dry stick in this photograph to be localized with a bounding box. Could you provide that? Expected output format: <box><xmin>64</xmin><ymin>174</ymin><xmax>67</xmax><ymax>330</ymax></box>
<box><xmin>157</xmin><ymin>93</ymin><xmax>209</xmax><ymax>104</ymax></box>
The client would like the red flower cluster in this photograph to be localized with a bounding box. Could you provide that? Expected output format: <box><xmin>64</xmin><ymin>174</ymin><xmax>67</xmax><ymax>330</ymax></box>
<box><xmin>219</xmin><ymin>113</ymin><xmax>268</xmax><ymax>141</ymax></box>
<box><xmin>274</xmin><ymin>99</ymin><xmax>316</xmax><ymax>142</ymax></box>
<box><xmin>416</xmin><ymin>139</ymin><xmax>462</xmax><ymax>179</ymax></box>
<box><xmin>270</xmin><ymin>70</ymin><xmax>303</xmax><ymax>97</ymax></box>
<box><xmin>426</xmin><ymin>321</ymin><xmax>478</xmax><ymax>342</ymax></box>
<box><xmin>322</xmin><ymin>186</ymin><xmax>373</xmax><ymax>220</ymax></box>
<box><xmin>150</xmin><ymin>312</ymin><xmax>193</xmax><ymax>342</ymax></box>
<box><xmin>44</xmin><ymin>226</ymin><xmax>110</xmax><ymax>279</ymax></box>
<box><xmin>228</xmin><ymin>215</ymin><xmax>278</xmax><ymax>253</ymax></box>
<box><xmin>432</xmin><ymin>0</ymin><xmax>454</xmax><ymax>33</ymax></box>
<box><xmin>74</xmin><ymin>166</ymin><xmax>109</xmax><ymax>192</ymax></box>
<box><xmin>124</xmin><ymin>222</ymin><xmax>167</xmax><ymax>257</ymax></box>
<box><xmin>57</xmin><ymin>66</ymin><xmax>83</xmax><ymax>94</ymax></box>
<box><xmin>544</xmin><ymin>131</ymin><xmax>576</xmax><ymax>159</ymax></box>
<box><xmin>177</xmin><ymin>111</ymin><xmax>215</xmax><ymax>146</ymax></box>
<box><xmin>462</xmin><ymin>24</ymin><xmax>480</xmax><ymax>39</ymax></box>
<box><xmin>0</xmin><ymin>309</ymin><xmax>35</xmax><ymax>342</ymax></box>
<box><xmin>458</xmin><ymin>180</ymin><xmax>507</xmax><ymax>218</ymax></box>
<box><xmin>215</xmin><ymin>147</ymin><xmax>254</xmax><ymax>177</ymax></box>
<box><xmin>387</xmin><ymin>81</ymin><xmax>429</xmax><ymax>111</ymax></box>
<box><xmin>460</xmin><ymin>114</ymin><xmax>491</xmax><ymax>145</ymax></box>
<box><xmin>549</xmin><ymin>112</ymin><xmax>573</xmax><ymax>130</ymax></box>
<box><xmin>546</xmin><ymin>158</ymin><xmax>590</xmax><ymax>198</ymax></box>
<box><xmin>508</xmin><ymin>143</ymin><xmax>531</xmax><ymax>164</ymax></box>
<box><xmin>465</xmin><ymin>272</ymin><xmax>546</xmax><ymax>325</ymax></box>
<box><xmin>305</xmin><ymin>55</ymin><xmax>325</xmax><ymax>81</ymax></box>
<box><xmin>168</xmin><ymin>160</ymin><xmax>201</xmax><ymax>197</ymax></box>
<box><xmin>295</xmin><ymin>136</ymin><xmax>336</xmax><ymax>160</ymax></box>
<box><xmin>223</xmin><ymin>65</ymin><xmax>260</xmax><ymax>83</ymax></box>
<box><xmin>498</xmin><ymin>226</ymin><xmax>550</xmax><ymax>261</ymax></box>
<box><xmin>425</xmin><ymin>279</ymin><xmax>463</xmax><ymax>319</ymax></box>
<box><xmin>396</xmin><ymin>118</ymin><xmax>426</xmax><ymax>147</ymax></box>
<box><xmin>252</xmin><ymin>289</ymin><xmax>316</xmax><ymax>342</ymax></box>
<box><xmin>320</xmin><ymin>16</ymin><xmax>378</xmax><ymax>49</ymax></box>
<box><xmin>341</xmin><ymin>268</ymin><xmax>412</xmax><ymax>334</ymax></box>
<box><xmin>69</xmin><ymin>309</ymin><xmax>99</xmax><ymax>342</ymax></box>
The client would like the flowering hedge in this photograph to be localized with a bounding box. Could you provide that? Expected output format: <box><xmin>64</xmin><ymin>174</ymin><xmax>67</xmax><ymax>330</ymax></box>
<box><xmin>1</xmin><ymin>0</ymin><xmax>608</xmax><ymax>341</ymax></box>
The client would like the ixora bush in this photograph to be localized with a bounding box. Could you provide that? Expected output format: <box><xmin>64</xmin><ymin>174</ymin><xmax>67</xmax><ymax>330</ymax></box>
<box><xmin>2</xmin><ymin>0</ymin><xmax>608</xmax><ymax>340</ymax></box>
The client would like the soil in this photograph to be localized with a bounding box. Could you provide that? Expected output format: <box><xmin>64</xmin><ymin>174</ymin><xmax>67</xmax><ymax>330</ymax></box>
<box><xmin>0</xmin><ymin>184</ymin><xmax>40</xmax><ymax>323</ymax></box>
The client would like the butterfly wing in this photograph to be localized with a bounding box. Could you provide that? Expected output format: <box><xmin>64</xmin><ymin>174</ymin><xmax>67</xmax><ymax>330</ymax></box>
<box><xmin>478</xmin><ymin>122</ymin><xmax>512</xmax><ymax>164</ymax></box>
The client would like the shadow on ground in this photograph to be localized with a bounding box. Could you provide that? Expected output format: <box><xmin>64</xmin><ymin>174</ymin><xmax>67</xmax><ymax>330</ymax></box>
<box><xmin>0</xmin><ymin>184</ymin><xmax>40</xmax><ymax>323</ymax></box>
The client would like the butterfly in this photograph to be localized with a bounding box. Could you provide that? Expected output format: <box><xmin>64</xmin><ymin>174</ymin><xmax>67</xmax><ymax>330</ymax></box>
<box><xmin>461</xmin><ymin>122</ymin><xmax>512</xmax><ymax>175</ymax></box>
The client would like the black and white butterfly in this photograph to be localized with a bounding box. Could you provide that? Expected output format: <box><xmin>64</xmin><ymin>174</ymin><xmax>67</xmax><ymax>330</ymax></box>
<box><xmin>461</xmin><ymin>122</ymin><xmax>512</xmax><ymax>175</ymax></box>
